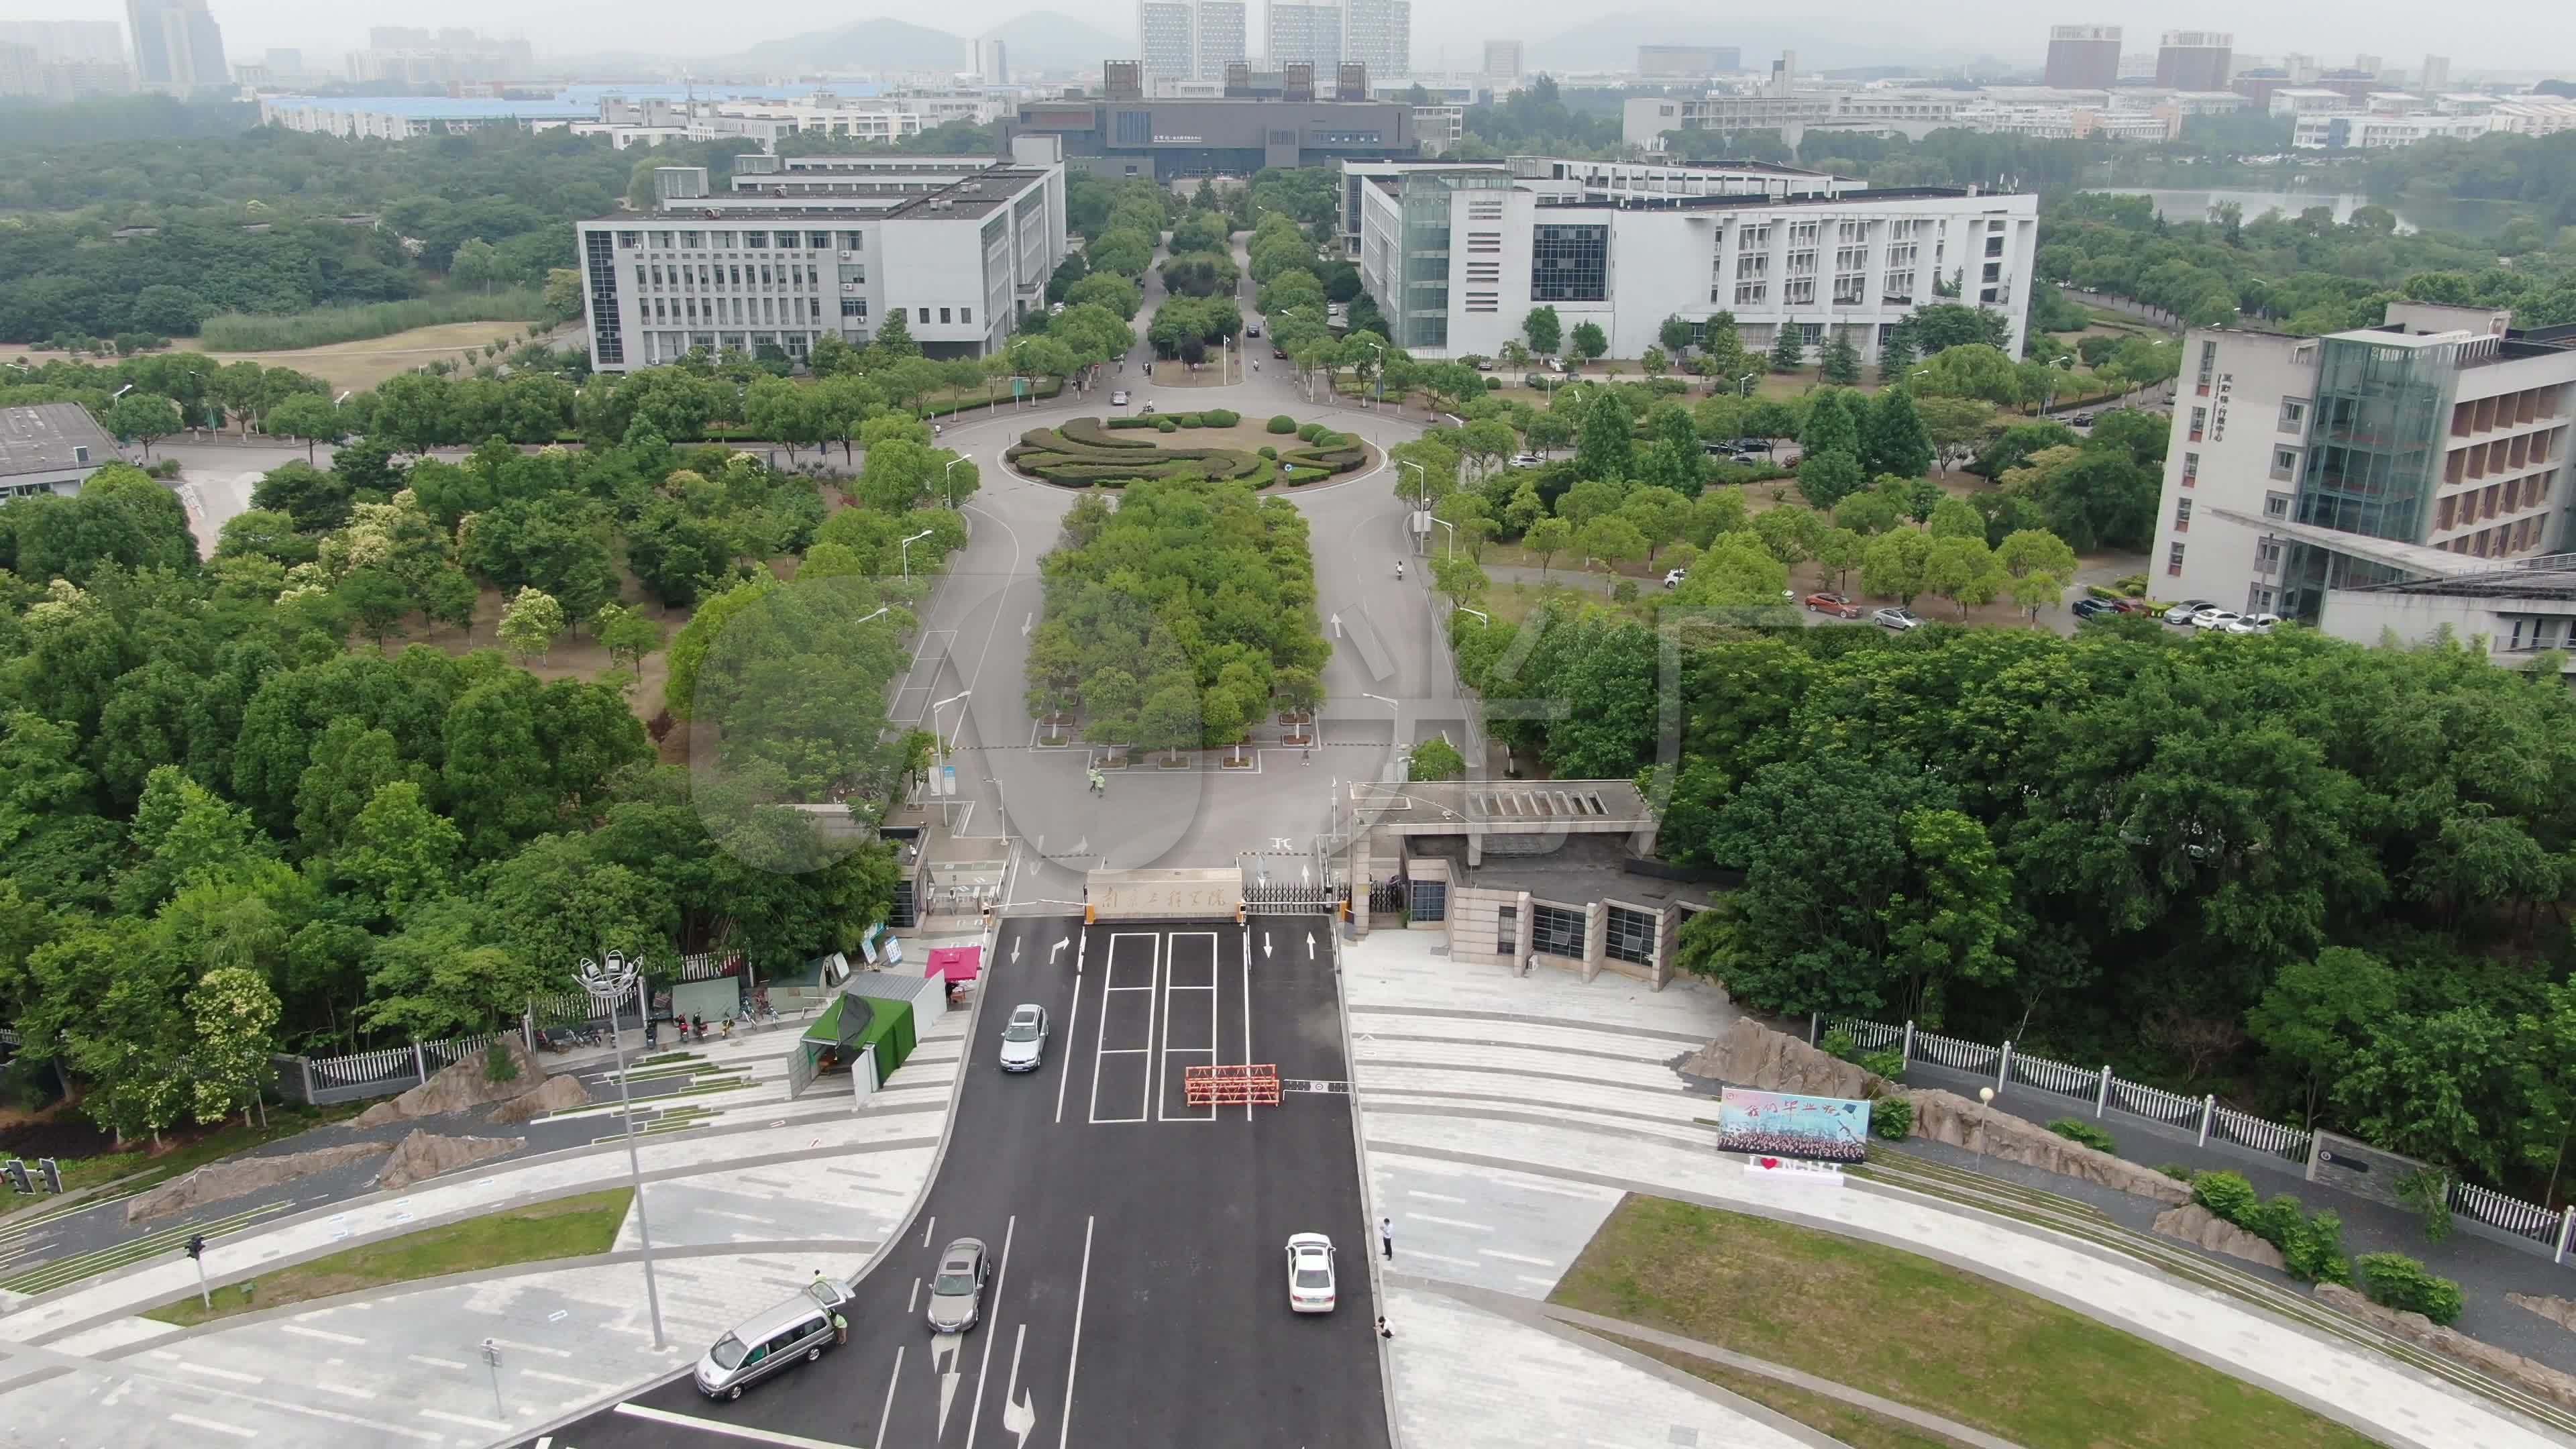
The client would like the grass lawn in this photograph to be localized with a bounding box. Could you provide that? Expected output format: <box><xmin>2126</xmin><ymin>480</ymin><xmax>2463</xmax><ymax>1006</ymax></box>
<box><xmin>1552</xmin><ymin>1195</ymin><xmax>2380</xmax><ymax>1449</ymax></box>
<box><xmin>1597</xmin><ymin>1332</ymin><xmax>1955</xmax><ymax>1449</ymax></box>
<box><xmin>142</xmin><ymin>1187</ymin><xmax>633</xmax><ymax>1328</ymax></box>
<box><xmin>0</xmin><ymin>1102</ymin><xmax>366</xmax><ymax>1222</ymax></box>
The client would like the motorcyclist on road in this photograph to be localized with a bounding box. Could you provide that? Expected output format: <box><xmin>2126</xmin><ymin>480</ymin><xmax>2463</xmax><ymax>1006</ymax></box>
<box><xmin>1395</xmin><ymin>559</ymin><xmax>1404</xmax><ymax>580</ymax></box>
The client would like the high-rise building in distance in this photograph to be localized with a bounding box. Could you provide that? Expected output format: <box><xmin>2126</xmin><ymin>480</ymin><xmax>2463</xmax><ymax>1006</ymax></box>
<box><xmin>1344</xmin><ymin>0</ymin><xmax>1411</xmax><ymax>83</ymax></box>
<box><xmin>2420</xmin><ymin>54</ymin><xmax>2451</xmax><ymax>92</ymax></box>
<box><xmin>973</xmin><ymin>38</ymin><xmax>1008</xmax><ymax>85</ymax></box>
<box><xmin>1483</xmin><ymin>39</ymin><xmax>1522</xmax><ymax>81</ymax></box>
<box><xmin>0</xmin><ymin>20</ymin><xmax>124</xmax><ymax>64</ymax></box>
<box><xmin>1195</xmin><ymin>0</ymin><xmax>1246</xmax><ymax>77</ymax></box>
<box><xmin>1269</xmin><ymin>3</ymin><xmax>1344</xmax><ymax>72</ymax></box>
<box><xmin>2044</xmin><ymin>25</ymin><xmax>2123</xmax><ymax>89</ymax></box>
<box><xmin>2155</xmin><ymin>30</ymin><xmax>2233</xmax><ymax>91</ymax></box>
<box><xmin>127</xmin><ymin>0</ymin><xmax>227</xmax><ymax>94</ymax></box>
<box><xmin>1139</xmin><ymin>0</ymin><xmax>1246</xmax><ymax>84</ymax></box>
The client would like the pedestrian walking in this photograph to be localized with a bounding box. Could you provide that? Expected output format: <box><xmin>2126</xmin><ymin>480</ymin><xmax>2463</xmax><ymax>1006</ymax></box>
<box><xmin>833</xmin><ymin>1311</ymin><xmax>849</xmax><ymax>1346</ymax></box>
<box><xmin>1376</xmin><ymin>1315</ymin><xmax>1392</xmax><ymax>1340</ymax></box>
<box><xmin>1379</xmin><ymin>1216</ymin><xmax>1393</xmax><ymax>1260</ymax></box>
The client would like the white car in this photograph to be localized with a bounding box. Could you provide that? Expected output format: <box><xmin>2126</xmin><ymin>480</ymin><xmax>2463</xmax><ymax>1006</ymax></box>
<box><xmin>1509</xmin><ymin>452</ymin><xmax>1542</xmax><ymax>467</ymax></box>
<box><xmin>2190</xmin><ymin>608</ymin><xmax>2241</xmax><ymax>631</ymax></box>
<box><xmin>1110</xmin><ymin>389</ymin><xmax>1130</xmax><ymax>407</ymax></box>
<box><xmin>998</xmin><ymin>1003</ymin><xmax>1048</xmax><ymax>1073</ymax></box>
<box><xmin>1663</xmin><ymin>568</ymin><xmax>1687</xmax><ymax>590</ymax></box>
<box><xmin>2163</xmin><ymin>599</ymin><xmax>2213</xmax><ymax>626</ymax></box>
<box><xmin>2226</xmin><ymin>612</ymin><xmax>2281</xmax><ymax>635</ymax></box>
<box><xmin>1284</xmin><ymin>1233</ymin><xmax>1336</xmax><ymax>1313</ymax></box>
<box><xmin>1872</xmin><ymin>606</ymin><xmax>1922</xmax><ymax>631</ymax></box>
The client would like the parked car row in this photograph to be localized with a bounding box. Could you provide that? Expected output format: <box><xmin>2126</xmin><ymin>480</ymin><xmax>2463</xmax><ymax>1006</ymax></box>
<box><xmin>2156</xmin><ymin>599</ymin><xmax>2281</xmax><ymax>634</ymax></box>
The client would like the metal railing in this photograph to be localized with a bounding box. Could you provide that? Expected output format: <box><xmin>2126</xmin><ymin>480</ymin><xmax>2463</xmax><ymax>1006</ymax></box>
<box><xmin>1821</xmin><ymin>1012</ymin><xmax>2560</xmax><ymax>1253</ymax></box>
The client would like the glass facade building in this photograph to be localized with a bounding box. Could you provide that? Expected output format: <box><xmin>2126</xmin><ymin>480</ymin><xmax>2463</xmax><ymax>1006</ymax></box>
<box><xmin>2280</xmin><ymin>333</ymin><xmax>2467</xmax><ymax>617</ymax></box>
<box><xmin>1387</xmin><ymin>168</ymin><xmax>1507</xmax><ymax>351</ymax></box>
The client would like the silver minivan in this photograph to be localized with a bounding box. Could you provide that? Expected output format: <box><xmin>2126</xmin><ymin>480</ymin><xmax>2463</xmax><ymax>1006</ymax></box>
<box><xmin>696</xmin><ymin>1279</ymin><xmax>849</xmax><ymax>1400</ymax></box>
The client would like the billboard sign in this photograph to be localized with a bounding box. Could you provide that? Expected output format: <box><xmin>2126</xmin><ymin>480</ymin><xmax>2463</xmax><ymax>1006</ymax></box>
<box><xmin>1717</xmin><ymin>1088</ymin><xmax>1872</xmax><ymax>1165</ymax></box>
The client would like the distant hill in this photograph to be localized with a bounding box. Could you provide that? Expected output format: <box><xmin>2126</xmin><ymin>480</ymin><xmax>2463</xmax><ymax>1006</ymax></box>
<box><xmin>727</xmin><ymin>18</ymin><xmax>973</xmax><ymax>75</ymax></box>
<box><xmin>991</xmin><ymin>11</ymin><xmax>1128</xmax><ymax>75</ymax></box>
<box><xmin>720</xmin><ymin>11</ymin><xmax>1123</xmax><ymax>79</ymax></box>
<box><xmin>1529</xmin><ymin>14</ymin><xmax>1961</xmax><ymax>76</ymax></box>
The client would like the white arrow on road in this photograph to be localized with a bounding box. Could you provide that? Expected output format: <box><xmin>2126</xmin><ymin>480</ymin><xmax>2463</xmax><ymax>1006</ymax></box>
<box><xmin>932</xmin><ymin>1332</ymin><xmax>964</xmax><ymax>1436</ymax></box>
<box><xmin>1263</xmin><ymin>932</ymin><xmax>1273</xmax><ymax>961</ymax></box>
<box><xmin>1001</xmin><ymin>1323</ymin><xmax>1035</xmax><ymax>1446</ymax></box>
<box><xmin>1049</xmin><ymin>937</ymin><xmax>1069</xmax><ymax>965</ymax></box>
<box><xmin>1330</xmin><ymin>612</ymin><xmax>1343</xmax><ymax>638</ymax></box>
<box><xmin>1012</xmin><ymin>935</ymin><xmax>1022</xmax><ymax>964</ymax></box>
<box><xmin>1021</xmin><ymin>611</ymin><xmax>1033</xmax><ymax>638</ymax></box>
<box><xmin>1305</xmin><ymin>931</ymin><xmax>1316</xmax><ymax>960</ymax></box>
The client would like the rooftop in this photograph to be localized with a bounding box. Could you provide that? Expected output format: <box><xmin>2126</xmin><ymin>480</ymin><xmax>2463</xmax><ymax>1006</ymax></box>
<box><xmin>1535</xmin><ymin>184</ymin><xmax>2008</xmax><ymax>212</ymax></box>
<box><xmin>0</xmin><ymin>402</ymin><xmax>114</xmax><ymax>479</ymax></box>
<box><xmin>2339</xmin><ymin>550</ymin><xmax>2576</xmax><ymax>601</ymax></box>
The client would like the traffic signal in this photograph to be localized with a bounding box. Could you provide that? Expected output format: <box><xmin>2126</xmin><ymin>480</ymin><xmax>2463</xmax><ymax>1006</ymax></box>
<box><xmin>1</xmin><ymin>1161</ymin><xmax>26</xmax><ymax>1195</ymax></box>
<box><xmin>184</xmin><ymin>1234</ymin><xmax>207</xmax><ymax>1260</ymax></box>
<box><xmin>37</xmin><ymin>1159</ymin><xmax>60</xmax><ymax>1194</ymax></box>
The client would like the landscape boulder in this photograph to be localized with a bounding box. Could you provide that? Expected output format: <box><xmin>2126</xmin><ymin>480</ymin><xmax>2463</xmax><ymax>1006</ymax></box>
<box><xmin>356</xmin><ymin>1038</ymin><xmax>551</xmax><ymax>1126</ymax></box>
<box><xmin>1904</xmin><ymin>1089</ymin><xmax>2194</xmax><ymax>1205</ymax></box>
<box><xmin>489</xmin><ymin>1073</ymin><xmax>592</xmax><ymax>1124</ymax></box>
<box><xmin>2152</xmin><ymin>1203</ymin><xmax>2287</xmax><ymax>1271</ymax></box>
<box><xmin>2320</xmin><ymin>1282</ymin><xmax>2576</xmax><ymax>1413</ymax></box>
<box><xmin>126</xmin><ymin>1142</ymin><xmax>389</xmax><ymax>1224</ymax></box>
<box><xmin>375</xmin><ymin>1130</ymin><xmax>527</xmax><ymax>1191</ymax></box>
<box><xmin>2510</xmin><ymin>1293</ymin><xmax>2576</xmax><ymax>1334</ymax></box>
<box><xmin>1680</xmin><ymin>1018</ymin><xmax>1884</xmax><ymax>1101</ymax></box>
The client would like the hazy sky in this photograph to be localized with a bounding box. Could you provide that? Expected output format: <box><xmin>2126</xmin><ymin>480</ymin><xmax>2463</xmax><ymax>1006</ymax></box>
<box><xmin>1</xmin><ymin>0</ymin><xmax>2565</xmax><ymax>77</ymax></box>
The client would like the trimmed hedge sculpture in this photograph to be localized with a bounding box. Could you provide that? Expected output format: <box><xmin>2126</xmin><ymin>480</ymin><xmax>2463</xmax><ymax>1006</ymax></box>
<box><xmin>1006</xmin><ymin>416</ymin><xmax>1370</xmax><ymax>489</ymax></box>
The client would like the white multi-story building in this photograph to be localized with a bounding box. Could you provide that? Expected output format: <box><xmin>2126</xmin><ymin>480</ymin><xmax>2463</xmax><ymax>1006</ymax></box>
<box><xmin>1268</xmin><ymin>3</ymin><xmax>1343</xmax><ymax>71</ymax></box>
<box><xmin>2292</xmin><ymin>109</ymin><xmax>2491</xmax><ymax>149</ymax></box>
<box><xmin>2151</xmin><ymin>303</ymin><xmax>2576</xmax><ymax>639</ymax></box>
<box><xmin>1625</xmin><ymin>88</ymin><xmax>1968</xmax><ymax>148</ymax></box>
<box><xmin>1342</xmin><ymin>156</ymin><xmax>2035</xmax><ymax>360</ymax></box>
<box><xmin>681</xmin><ymin>92</ymin><xmax>1007</xmax><ymax>150</ymax></box>
<box><xmin>1483</xmin><ymin>39</ymin><xmax>1522</xmax><ymax>85</ymax></box>
<box><xmin>973</xmin><ymin>38</ymin><xmax>1008</xmax><ymax>86</ymax></box>
<box><xmin>1195</xmin><ymin>0</ymin><xmax>1246</xmax><ymax>77</ymax></box>
<box><xmin>576</xmin><ymin>147</ymin><xmax>1067</xmax><ymax>372</ymax></box>
<box><xmin>1344</xmin><ymin>0</ymin><xmax>1410</xmax><ymax>83</ymax></box>
<box><xmin>1140</xmin><ymin>0</ymin><xmax>1244</xmax><ymax>84</ymax></box>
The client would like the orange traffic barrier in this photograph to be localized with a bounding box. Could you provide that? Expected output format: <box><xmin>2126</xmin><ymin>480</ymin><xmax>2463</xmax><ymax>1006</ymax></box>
<box><xmin>1183</xmin><ymin>1063</ymin><xmax>1282</xmax><ymax>1106</ymax></box>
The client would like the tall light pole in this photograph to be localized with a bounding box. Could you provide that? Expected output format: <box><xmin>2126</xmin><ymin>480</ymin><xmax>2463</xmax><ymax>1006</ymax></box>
<box><xmin>942</xmin><ymin>456</ymin><xmax>969</xmax><ymax>509</ymax></box>
<box><xmin>899</xmin><ymin>528</ymin><xmax>934</xmax><ymax>580</ymax></box>
<box><xmin>1360</xmin><ymin>337</ymin><xmax>1385</xmax><ymax>411</ymax></box>
<box><xmin>932</xmin><ymin>690</ymin><xmax>973</xmax><ymax>751</ymax></box>
<box><xmin>1428</xmin><ymin>515</ymin><xmax>1456</xmax><ymax>560</ymax></box>
<box><xmin>1399</xmin><ymin>459</ymin><xmax>1426</xmax><ymax>510</ymax></box>
<box><xmin>578</xmin><ymin>950</ymin><xmax>666</xmax><ymax>1350</ymax></box>
<box><xmin>1736</xmin><ymin>371</ymin><xmax>1758</xmax><ymax>399</ymax></box>
<box><xmin>1453</xmin><ymin>606</ymin><xmax>1489</xmax><ymax>625</ymax></box>
<box><xmin>1362</xmin><ymin>692</ymin><xmax>1404</xmax><ymax>763</ymax></box>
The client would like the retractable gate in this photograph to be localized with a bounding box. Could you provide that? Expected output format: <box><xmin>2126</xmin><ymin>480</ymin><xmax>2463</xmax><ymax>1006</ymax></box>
<box><xmin>1239</xmin><ymin>853</ymin><xmax>1344</xmax><ymax>914</ymax></box>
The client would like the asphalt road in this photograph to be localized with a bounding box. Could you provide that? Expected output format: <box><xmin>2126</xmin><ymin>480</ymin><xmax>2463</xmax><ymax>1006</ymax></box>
<box><xmin>521</xmin><ymin>912</ymin><xmax>1384</xmax><ymax>1449</ymax></box>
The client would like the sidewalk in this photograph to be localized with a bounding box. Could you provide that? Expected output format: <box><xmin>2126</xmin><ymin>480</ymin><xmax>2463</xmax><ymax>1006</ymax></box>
<box><xmin>1341</xmin><ymin>929</ymin><xmax>2570</xmax><ymax>1449</ymax></box>
<box><xmin>1860</xmin><ymin>1046</ymin><xmax>2576</xmax><ymax>1376</ymax></box>
<box><xmin>0</xmin><ymin>1004</ymin><xmax>972</xmax><ymax>1448</ymax></box>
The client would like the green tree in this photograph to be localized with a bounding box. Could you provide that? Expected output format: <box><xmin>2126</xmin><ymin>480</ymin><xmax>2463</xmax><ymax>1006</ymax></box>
<box><xmin>1861</xmin><ymin>529</ymin><xmax>1933</xmax><ymax>604</ymax></box>
<box><xmin>1923</xmin><ymin>535</ymin><xmax>2005</xmax><ymax>616</ymax></box>
<box><xmin>1568</xmin><ymin>321</ymin><xmax>1608</xmax><ymax>363</ymax></box>
<box><xmin>1409</xmin><ymin>737</ymin><xmax>1466</xmax><ymax>782</ymax></box>
<box><xmin>105</xmin><ymin>393</ymin><xmax>181</xmax><ymax>458</ymax></box>
<box><xmin>594</xmin><ymin>603</ymin><xmax>663</xmax><ymax>671</ymax></box>
<box><xmin>1523</xmin><ymin>305</ymin><xmax>1562</xmax><ymax>356</ymax></box>
<box><xmin>1573</xmin><ymin>388</ymin><xmax>1635</xmax><ymax>482</ymax></box>
<box><xmin>1794</xmin><ymin>451</ymin><xmax>1864</xmax><ymax>513</ymax></box>
<box><xmin>497</xmin><ymin>586</ymin><xmax>566</xmax><ymax>663</ymax></box>
<box><xmin>1577</xmin><ymin>515</ymin><xmax>1648</xmax><ymax>577</ymax></box>
<box><xmin>1800</xmin><ymin>390</ymin><xmax>1860</xmax><ymax>458</ymax></box>
<box><xmin>1819</xmin><ymin>327</ymin><xmax>1862</xmax><ymax>385</ymax></box>
<box><xmin>1768</xmin><ymin>324</ymin><xmax>1805</xmax><ymax>373</ymax></box>
<box><xmin>1522</xmin><ymin>516</ymin><xmax>1573</xmax><ymax>576</ymax></box>
<box><xmin>2249</xmin><ymin>947</ymin><xmax>2398</xmax><ymax>1124</ymax></box>
<box><xmin>1862</xmin><ymin>387</ymin><xmax>1936</xmax><ymax>479</ymax></box>
<box><xmin>264</xmin><ymin>393</ymin><xmax>345</xmax><ymax>464</ymax></box>
<box><xmin>180</xmin><ymin>965</ymin><xmax>281</xmax><ymax>1126</ymax></box>
<box><xmin>338</xmin><ymin>780</ymin><xmax>464</xmax><ymax>916</ymax></box>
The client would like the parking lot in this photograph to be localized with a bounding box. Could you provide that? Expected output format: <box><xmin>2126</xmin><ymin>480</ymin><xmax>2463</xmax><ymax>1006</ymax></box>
<box><xmin>523</xmin><ymin>914</ymin><xmax>1385</xmax><ymax>1449</ymax></box>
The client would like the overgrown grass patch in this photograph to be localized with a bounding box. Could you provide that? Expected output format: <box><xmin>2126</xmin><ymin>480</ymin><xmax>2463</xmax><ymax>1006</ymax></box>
<box><xmin>198</xmin><ymin>290</ymin><xmax>552</xmax><ymax>350</ymax></box>
<box><xmin>1552</xmin><ymin>1193</ymin><xmax>2380</xmax><ymax>1449</ymax></box>
<box><xmin>142</xmin><ymin>1187</ymin><xmax>632</xmax><ymax>1328</ymax></box>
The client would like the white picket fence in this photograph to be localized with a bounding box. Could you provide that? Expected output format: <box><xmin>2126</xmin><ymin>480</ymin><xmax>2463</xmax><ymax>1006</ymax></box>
<box><xmin>307</xmin><ymin>1043</ymin><xmax>417</xmax><ymax>1087</ymax></box>
<box><xmin>1821</xmin><ymin>1013</ymin><xmax>2563</xmax><ymax>1252</ymax></box>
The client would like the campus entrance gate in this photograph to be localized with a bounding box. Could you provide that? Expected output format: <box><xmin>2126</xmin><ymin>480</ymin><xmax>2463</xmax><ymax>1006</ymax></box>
<box><xmin>1238</xmin><ymin>847</ymin><xmax>1346</xmax><ymax>916</ymax></box>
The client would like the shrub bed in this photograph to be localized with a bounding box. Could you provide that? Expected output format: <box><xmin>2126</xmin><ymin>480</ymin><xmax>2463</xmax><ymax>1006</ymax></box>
<box><xmin>2355</xmin><ymin>1252</ymin><xmax>2464</xmax><ymax>1325</ymax></box>
<box><xmin>1200</xmin><ymin>409</ymin><xmax>1240</xmax><ymax>427</ymax></box>
<box><xmin>1267</xmin><ymin>415</ymin><xmax>1299</xmax><ymax>433</ymax></box>
<box><xmin>1008</xmin><ymin>417</ymin><xmax>1370</xmax><ymax>490</ymax></box>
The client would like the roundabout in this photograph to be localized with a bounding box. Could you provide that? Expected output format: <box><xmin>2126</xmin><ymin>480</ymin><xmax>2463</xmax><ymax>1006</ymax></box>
<box><xmin>1002</xmin><ymin>412</ymin><xmax>1380</xmax><ymax>493</ymax></box>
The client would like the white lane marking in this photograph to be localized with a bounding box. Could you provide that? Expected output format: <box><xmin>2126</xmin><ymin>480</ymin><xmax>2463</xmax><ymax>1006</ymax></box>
<box><xmin>310</xmin><ymin>1381</ymin><xmax>378</xmax><ymax>1400</ymax></box>
<box><xmin>1405</xmin><ymin>1189</ymin><xmax>1469</xmax><ymax>1203</ymax></box>
<box><xmin>617</xmin><ymin>1401</ymin><xmax>868</xmax><ymax>1449</ymax></box>
<box><xmin>407</xmin><ymin>1354</ymin><xmax>468</xmax><ymax>1371</ymax></box>
<box><xmin>922</xmin><ymin>1214</ymin><xmax>936</xmax><ymax>1249</ymax></box>
<box><xmin>168</xmin><ymin>1413</ymin><xmax>255</xmax><ymax>1440</ymax></box>
<box><xmin>278</xmin><ymin>1323</ymin><xmax>366</xmax><ymax>1345</ymax></box>
<box><xmin>877</xmin><ymin>1344</ymin><xmax>905</xmax><ymax>1446</ymax></box>
<box><xmin>1059</xmin><ymin>1216</ymin><xmax>1094</xmax><ymax>1449</ymax></box>
<box><xmin>1478</xmin><ymin>1248</ymin><xmax>1555</xmax><ymax>1266</ymax></box>
<box><xmin>908</xmin><ymin>1276</ymin><xmax>921</xmax><ymax>1314</ymax></box>
<box><xmin>1242</xmin><ymin>928</ymin><xmax>1253</xmax><ymax>1123</ymax></box>
<box><xmin>1516</xmin><ymin>1274</ymin><xmax>1561</xmax><ymax>1289</ymax></box>
<box><xmin>1001</xmin><ymin>1322</ymin><xmax>1030</xmax><ymax>1441</ymax></box>
<box><xmin>1158</xmin><ymin>931</ymin><xmax>1217</xmax><ymax>1123</ymax></box>
<box><xmin>965</xmin><ymin>1215</ymin><xmax>1017</xmax><ymax>1446</ymax></box>
<box><xmin>1401</xmin><ymin>1248</ymin><xmax>1483</xmax><ymax>1269</ymax></box>
<box><xmin>1055</xmin><ymin>949</ymin><xmax>1085</xmax><ymax>1126</ymax></box>
<box><xmin>176</xmin><ymin>1362</ymin><xmax>263</xmax><ymax>1384</ymax></box>
<box><xmin>1409</xmin><ymin>1214</ymin><xmax>1493</xmax><ymax>1232</ymax></box>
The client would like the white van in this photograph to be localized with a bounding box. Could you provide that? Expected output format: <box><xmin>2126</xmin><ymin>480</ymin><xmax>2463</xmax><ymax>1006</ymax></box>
<box><xmin>696</xmin><ymin>1279</ymin><xmax>848</xmax><ymax>1400</ymax></box>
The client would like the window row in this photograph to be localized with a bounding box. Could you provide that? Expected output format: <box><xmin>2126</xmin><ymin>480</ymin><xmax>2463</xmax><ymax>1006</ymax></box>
<box><xmin>643</xmin><ymin>296</ymin><xmax>826</xmax><ymax>327</ymax></box>
<box><xmin>639</xmin><ymin>262</ymin><xmax>831</xmax><ymax>290</ymax></box>
<box><xmin>2436</xmin><ymin>469</ymin><xmax>2556</xmax><ymax>531</ymax></box>
<box><xmin>619</xmin><ymin>229</ymin><xmax>856</xmax><ymax>251</ymax></box>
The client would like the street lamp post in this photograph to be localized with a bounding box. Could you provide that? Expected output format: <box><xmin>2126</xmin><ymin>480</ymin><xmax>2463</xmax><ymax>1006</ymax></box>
<box><xmin>1399</xmin><ymin>459</ymin><xmax>1426</xmax><ymax>510</ymax></box>
<box><xmin>577</xmin><ymin>950</ymin><xmax>667</xmax><ymax>1351</ymax></box>
<box><xmin>1361</xmin><ymin>692</ymin><xmax>1404</xmax><ymax>765</ymax></box>
<box><xmin>1453</xmin><ymin>605</ymin><xmax>1489</xmax><ymax>625</ymax></box>
<box><xmin>1428</xmin><ymin>515</ymin><xmax>1456</xmax><ymax>560</ymax></box>
<box><xmin>899</xmin><ymin>528</ymin><xmax>934</xmax><ymax>580</ymax></box>
<box><xmin>1361</xmin><ymin>337</ymin><xmax>1385</xmax><ymax>411</ymax></box>
<box><xmin>942</xmin><ymin>456</ymin><xmax>969</xmax><ymax>509</ymax></box>
<box><xmin>1737</xmin><ymin>371</ymin><xmax>1758</xmax><ymax>399</ymax></box>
